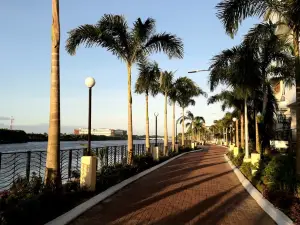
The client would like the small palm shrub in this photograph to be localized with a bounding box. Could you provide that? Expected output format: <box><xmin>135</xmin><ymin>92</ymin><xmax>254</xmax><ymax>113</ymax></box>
<box><xmin>263</xmin><ymin>154</ymin><xmax>297</xmax><ymax>194</ymax></box>
<box><xmin>240</xmin><ymin>162</ymin><xmax>252</xmax><ymax>180</ymax></box>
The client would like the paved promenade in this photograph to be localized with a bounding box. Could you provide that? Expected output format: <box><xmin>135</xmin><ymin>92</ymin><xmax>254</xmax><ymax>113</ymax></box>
<box><xmin>71</xmin><ymin>145</ymin><xmax>275</xmax><ymax>225</ymax></box>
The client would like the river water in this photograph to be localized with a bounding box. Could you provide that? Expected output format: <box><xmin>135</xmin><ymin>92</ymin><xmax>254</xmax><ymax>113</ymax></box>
<box><xmin>0</xmin><ymin>140</ymin><xmax>164</xmax><ymax>153</ymax></box>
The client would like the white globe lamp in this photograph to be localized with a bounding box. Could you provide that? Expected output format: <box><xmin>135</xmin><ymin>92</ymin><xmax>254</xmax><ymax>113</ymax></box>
<box><xmin>85</xmin><ymin>77</ymin><xmax>96</xmax><ymax>88</ymax></box>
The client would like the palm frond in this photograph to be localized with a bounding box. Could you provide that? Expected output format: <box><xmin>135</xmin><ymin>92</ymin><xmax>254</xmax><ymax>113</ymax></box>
<box><xmin>132</xmin><ymin>18</ymin><xmax>156</xmax><ymax>43</ymax></box>
<box><xmin>66</xmin><ymin>24</ymin><xmax>102</xmax><ymax>55</ymax></box>
<box><xmin>135</xmin><ymin>60</ymin><xmax>160</xmax><ymax>96</ymax></box>
<box><xmin>144</xmin><ymin>32</ymin><xmax>184</xmax><ymax>59</ymax></box>
<box><xmin>216</xmin><ymin>0</ymin><xmax>268</xmax><ymax>37</ymax></box>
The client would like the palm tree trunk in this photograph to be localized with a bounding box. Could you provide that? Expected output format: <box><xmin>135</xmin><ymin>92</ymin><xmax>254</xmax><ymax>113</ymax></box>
<box><xmin>172</xmin><ymin>101</ymin><xmax>175</xmax><ymax>151</ymax></box>
<box><xmin>245</xmin><ymin>98</ymin><xmax>249</xmax><ymax>159</ymax></box>
<box><xmin>240</xmin><ymin>113</ymin><xmax>244</xmax><ymax>149</ymax></box>
<box><xmin>164</xmin><ymin>92</ymin><xmax>168</xmax><ymax>155</ymax></box>
<box><xmin>182</xmin><ymin>107</ymin><xmax>185</xmax><ymax>146</ymax></box>
<box><xmin>255</xmin><ymin>112</ymin><xmax>260</xmax><ymax>153</ymax></box>
<box><xmin>293</xmin><ymin>32</ymin><xmax>300</xmax><ymax>176</ymax></box>
<box><xmin>191</xmin><ymin>122</ymin><xmax>194</xmax><ymax>143</ymax></box>
<box><xmin>45</xmin><ymin>0</ymin><xmax>61</xmax><ymax>188</ymax></box>
<box><xmin>127</xmin><ymin>63</ymin><xmax>133</xmax><ymax>164</ymax></box>
<box><xmin>145</xmin><ymin>94</ymin><xmax>150</xmax><ymax>152</ymax></box>
<box><xmin>235</xmin><ymin>119</ymin><xmax>239</xmax><ymax>148</ymax></box>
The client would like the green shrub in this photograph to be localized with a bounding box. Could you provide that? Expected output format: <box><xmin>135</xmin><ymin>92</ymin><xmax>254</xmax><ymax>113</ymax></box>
<box><xmin>226</xmin><ymin>151</ymin><xmax>234</xmax><ymax>161</ymax></box>
<box><xmin>263</xmin><ymin>154</ymin><xmax>297</xmax><ymax>194</ymax></box>
<box><xmin>0</xmin><ymin>149</ymin><xmax>183</xmax><ymax>225</ymax></box>
<box><xmin>178</xmin><ymin>146</ymin><xmax>193</xmax><ymax>153</ymax></box>
<box><xmin>132</xmin><ymin>153</ymin><xmax>156</xmax><ymax>171</ymax></box>
<box><xmin>290</xmin><ymin>198</ymin><xmax>300</xmax><ymax>224</ymax></box>
<box><xmin>232</xmin><ymin>153</ymin><xmax>245</xmax><ymax>167</ymax></box>
<box><xmin>96</xmin><ymin>164</ymin><xmax>138</xmax><ymax>192</ymax></box>
<box><xmin>0</xmin><ymin>180</ymin><xmax>91</xmax><ymax>225</ymax></box>
<box><xmin>263</xmin><ymin>189</ymin><xmax>294</xmax><ymax>211</ymax></box>
<box><xmin>240</xmin><ymin>162</ymin><xmax>252</xmax><ymax>180</ymax></box>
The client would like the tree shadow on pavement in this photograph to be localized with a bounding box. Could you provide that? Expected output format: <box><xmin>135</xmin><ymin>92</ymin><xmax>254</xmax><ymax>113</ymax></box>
<box><xmin>99</xmin><ymin>169</ymin><xmax>234</xmax><ymax>225</ymax></box>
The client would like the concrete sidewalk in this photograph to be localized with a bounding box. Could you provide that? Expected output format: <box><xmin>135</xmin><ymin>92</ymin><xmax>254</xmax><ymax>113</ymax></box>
<box><xmin>71</xmin><ymin>145</ymin><xmax>275</xmax><ymax>225</ymax></box>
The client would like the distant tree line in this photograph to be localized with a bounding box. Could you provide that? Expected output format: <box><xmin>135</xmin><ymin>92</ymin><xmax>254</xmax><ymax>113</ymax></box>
<box><xmin>0</xmin><ymin>129</ymin><xmax>144</xmax><ymax>144</ymax></box>
<box><xmin>0</xmin><ymin>129</ymin><xmax>28</xmax><ymax>144</ymax></box>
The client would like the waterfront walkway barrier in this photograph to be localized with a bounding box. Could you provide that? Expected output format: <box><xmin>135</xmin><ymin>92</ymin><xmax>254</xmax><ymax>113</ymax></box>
<box><xmin>0</xmin><ymin>142</ymin><xmax>172</xmax><ymax>191</ymax></box>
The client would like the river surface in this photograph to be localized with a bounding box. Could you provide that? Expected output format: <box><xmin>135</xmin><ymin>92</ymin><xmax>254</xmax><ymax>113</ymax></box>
<box><xmin>0</xmin><ymin>140</ymin><xmax>164</xmax><ymax>153</ymax></box>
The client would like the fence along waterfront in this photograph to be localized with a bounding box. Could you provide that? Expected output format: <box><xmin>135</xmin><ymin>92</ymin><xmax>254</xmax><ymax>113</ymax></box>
<box><xmin>0</xmin><ymin>142</ymin><xmax>171</xmax><ymax>191</ymax></box>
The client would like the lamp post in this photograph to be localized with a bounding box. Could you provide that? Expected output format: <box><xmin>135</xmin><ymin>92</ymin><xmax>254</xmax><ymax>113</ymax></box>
<box><xmin>229</xmin><ymin>124</ymin><xmax>232</xmax><ymax>145</ymax></box>
<box><xmin>188</xmin><ymin>69</ymin><xmax>210</xmax><ymax>73</ymax></box>
<box><xmin>232</xmin><ymin>117</ymin><xmax>238</xmax><ymax>148</ymax></box>
<box><xmin>154</xmin><ymin>113</ymin><xmax>159</xmax><ymax>147</ymax></box>
<box><xmin>85</xmin><ymin>77</ymin><xmax>96</xmax><ymax>155</ymax></box>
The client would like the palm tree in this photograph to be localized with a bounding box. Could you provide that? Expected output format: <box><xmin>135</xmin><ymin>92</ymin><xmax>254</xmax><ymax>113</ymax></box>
<box><xmin>185</xmin><ymin>111</ymin><xmax>205</xmax><ymax>144</ymax></box>
<box><xmin>159</xmin><ymin>71</ymin><xmax>175</xmax><ymax>155</ymax></box>
<box><xmin>208</xmin><ymin>90</ymin><xmax>244</xmax><ymax>149</ymax></box>
<box><xmin>45</xmin><ymin>0</ymin><xmax>61</xmax><ymax>188</ymax></box>
<box><xmin>209</xmin><ymin>44</ymin><xmax>262</xmax><ymax>158</ymax></box>
<box><xmin>192</xmin><ymin>116</ymin><xmax>206</xmax><ymax>142</ymax></box>
<box><xmin>66</xmin><ymin>15</ymin><xmax>184</xmax><ymax>163</ymax></box>
<box><xmin>249</xmin><ymin>82</ymin><xmax>278</xmax><ymax>154</ymax></box>
<box><xmin>216</xmin><ymin>0</ymin><xmax>300</xmax><ymax>175</ymax></box>
<box><xmin>169</xmin><ymin>79</ymin><xmax>180</xmax><ymax>151</ymax></box>
<box><xmin>243</xmin><ymin>22</ymin><xmax>294</xmax><ymax>114</ymax></box>
<box><xmin>176</xmin><ymin>77</ymin><xmax>206</xmax><ymax>146</ymax></box>
<box><xmin>135</xmin><ymin>60</ymin><xmax>160</xmax><ymax>152</ymax></box>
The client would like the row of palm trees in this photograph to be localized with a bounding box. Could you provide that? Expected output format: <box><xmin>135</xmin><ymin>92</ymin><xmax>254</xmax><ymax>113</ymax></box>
<box><xmin>208</xmin><ymin>0</ymin><xmax>298</xmax><ymax>171</ymax></box>
<box><xmin>134</xmin><ymin>60</ymin><xmax>206</xmax><ymax>154</ymax></box>
<box><xmin>46</xmin><ymin>0</ymin><xmax>205</xmax><ymax>187</ymax></box>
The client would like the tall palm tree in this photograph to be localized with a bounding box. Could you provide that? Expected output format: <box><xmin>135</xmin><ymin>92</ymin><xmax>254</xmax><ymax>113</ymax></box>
<box><xmin>159</xmin><ymin>71</ymin><xmax>175</xmax><ymax>155</ymax></box>
<box><xmin>208</xmin><ymin>90</ymin><xmax>244</xmax><ymax>149</ymax></box>
<box><xmin>169</xmin><ymin>78</ymin><xmax>180</xmax><ymax>151</ymax></box>
<box><xmin>209</xmin><ymin>45</ymin><xmax>262</xmax><ymax>158</ymax></box>
<box><xmin>243</xmin><ymin>22</ymin><xmax>294</xmax><ymax>113</ymax></box>
<box><xmin>135</xmin><ymin>60</ymin><xmax>160</xmax><ymax>152</ymax></box>
<box><xmin>66</xmin><ymin>15</ymin><xmax>184</xmax><ymax>163</ymax></box>
<box><xmin>192</xmin><ymin>115</ymin><xmax>206</xmax><ymax>142</ymax></box>
<box><xmin>216</xmin><ymin>0</ymin><xmax>300</xmax><ymax>175</ymax></box>
<box><xmin>45</xmin><ymin>0</ymin><xmax>61</xmax><ymax>187</ymax></box>
<box><xmin>185</xmin><ymin>111</ymin><xmax>205</xmax><ymax>143</ymax></box>
<box><xmin>249</xmin><ymin>82</ymin><xmax>278</xmax><ymax>154</ymax></box>
<box><xmin>176</xmin><ymin>77</ymin><xmax>206</xmax><ymax>146</ymax></box>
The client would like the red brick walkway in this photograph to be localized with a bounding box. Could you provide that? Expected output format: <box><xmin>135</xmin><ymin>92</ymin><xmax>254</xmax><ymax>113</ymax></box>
<box><xmin>71</xmin><ymin>145</ymin><xmax>275</xmax><ymax>225</ymax></box>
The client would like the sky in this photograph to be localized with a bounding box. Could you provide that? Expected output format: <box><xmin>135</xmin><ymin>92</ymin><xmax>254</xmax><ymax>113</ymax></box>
<box><xmin>0</xmin><ymin>0</ymin><xmax>260</xmax><ymax>135</ymax></box>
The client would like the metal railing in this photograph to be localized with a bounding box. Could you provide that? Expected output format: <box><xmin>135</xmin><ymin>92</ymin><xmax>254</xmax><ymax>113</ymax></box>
<box><xmin>0</xmin><ymin>142</ymin><xmax>172</xmax><ymax>191</ymax></box>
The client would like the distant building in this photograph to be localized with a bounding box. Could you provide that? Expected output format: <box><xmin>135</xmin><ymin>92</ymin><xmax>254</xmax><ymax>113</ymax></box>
<box><xmin>73</xmin><ymin>128</ymin><xmax>127</xmax><ymax>137</ymax></box>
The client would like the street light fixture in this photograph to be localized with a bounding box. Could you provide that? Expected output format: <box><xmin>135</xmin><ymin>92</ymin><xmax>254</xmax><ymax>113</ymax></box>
<box><xmin>232</xmin><ymin>117</ymin><xmax>237</xmax><ymax>146</ymax></box>
<box><xmin>229</xmin><ymin>124</ymin><xmax>233</xmax><ymax>145</ymax></box>
<box><xmin>188</xmin><ymin>69</ymin><xmax>210</xmax><ymax>73</ymax></box>
<box><xmin>85</xmin><ymin>77</ymin><xmax>96</xmax><ymax>155</ymax></box>
<box><xmin>154</xmin><ymin>113</ymin><xmax>159</xmax><ymax>147</ymax></box>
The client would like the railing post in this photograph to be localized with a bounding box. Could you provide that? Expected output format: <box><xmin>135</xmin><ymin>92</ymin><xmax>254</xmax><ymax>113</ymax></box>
<box><xmin>96</xmin><ymin>148</ymin><xmax>99</xmax><ymax>171</ymax></box>
<box><xmin>121</xmin><ymin>145</ymin><xmax>124</xmax><ymax>163</ymax></box>
<box><xmin>68</xmin><ymin>150</ymin><xmax>72</xmax><ymax>179</ymax></box>
<box><xmin>38</xmin><ymin>152</ymin><xmax>42</xmax><ymax>177</ymax></box>
<box><xmin>0</xmin><ymin>152</ymin><xmax>2</xmax><ymax>171</ymax></box>
<box><xmin>133</xmin><ymin>144</ymin><xmax>136</xmax><ymax>157</ymax></box>
<box><xmin>76</xmin><ymin>150</ymin><xmax>79</xmax><ymax>171</ymax></box>
<box><xmin>105</xmin><ymin>147</ymin><xmax>109</xmax><ymax>166</ymax></box>
<box><xmin>13</xmin><ymin>153</ymin><xmax>16</xmax><ymax>183</ymax></box>
<box><xmin>114</xmin><ymin>147</ymin><xmax>117</xmax><ymax>165</ymax></box>
<box><xmin>26</xmin><ymin>151</ymin><xmax>31</xmax><ymax>181</ymax></box>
